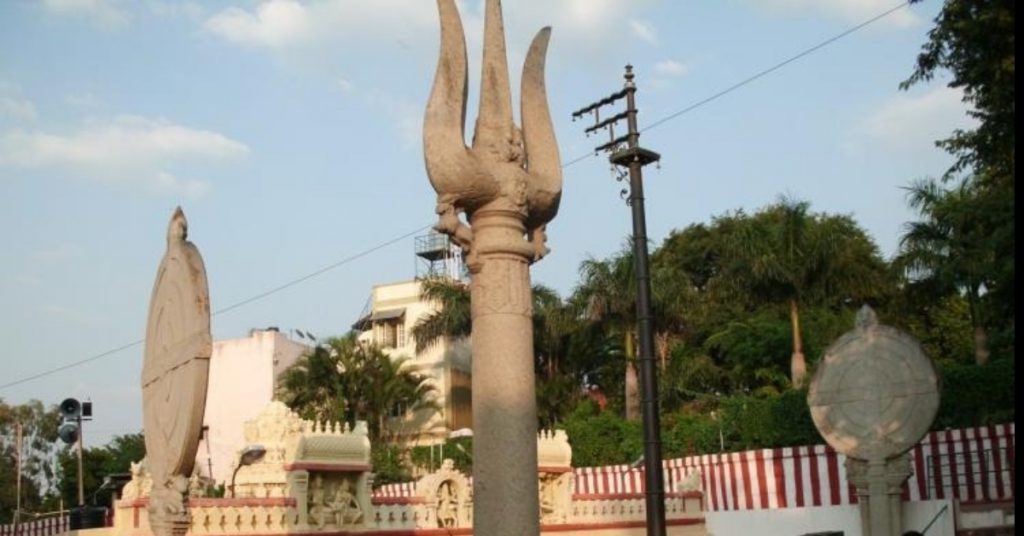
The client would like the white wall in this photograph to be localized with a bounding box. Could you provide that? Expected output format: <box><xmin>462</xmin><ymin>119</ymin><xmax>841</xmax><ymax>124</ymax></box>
<box><xmin>195</xmin><ymin>329</ymin><xmax>309</xmax><ymax>484</ymax></box>
<box><xmin>705</xmin><ymin>500</ymin><xmax>954</xmax><ymax>536</ymax></box>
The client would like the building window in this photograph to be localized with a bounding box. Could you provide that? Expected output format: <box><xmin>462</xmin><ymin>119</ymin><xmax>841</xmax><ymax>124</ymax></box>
<box><xmin>376</xmin><ymin>319</ymin><xmax>401</xmax><ymax>349</ymax></box>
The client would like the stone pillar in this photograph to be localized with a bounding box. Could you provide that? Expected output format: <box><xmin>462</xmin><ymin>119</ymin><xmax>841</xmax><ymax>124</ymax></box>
<box><xmin>847</xmin><ymin>455</ymin><xmax>913</xmax><ymax>536</ymax></box>
<box><xmin>469</xmin><ymin>200</ymin><xmax>540</xmax><ymax>536</ymax></box>
<box><xmin>422</xmin><ymin>1</ymin><xmax>562</xmax><ymax>533</ymax></box>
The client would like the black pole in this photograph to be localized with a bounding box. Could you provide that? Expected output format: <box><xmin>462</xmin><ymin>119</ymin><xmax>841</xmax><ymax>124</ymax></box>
<box><xmin>622</xmin><ymin>65</ymin><xmax>666</xmax><ymax>536</ymax></box>
<box><xmin>572</xmin><ymin>64</ymin><xmax>666</xmax><ymax>535</ymax></box>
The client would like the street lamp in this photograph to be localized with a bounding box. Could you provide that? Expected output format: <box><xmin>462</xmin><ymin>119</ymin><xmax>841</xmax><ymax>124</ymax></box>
<box><xmin>229</xmin><ymin>444</ymin><xmax>266</xmax><ymax>498</ymax></box>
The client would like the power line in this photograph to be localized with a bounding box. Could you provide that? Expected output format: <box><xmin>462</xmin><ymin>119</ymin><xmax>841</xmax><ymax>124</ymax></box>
<box><xmin>0</xmin><ymin>224</ymin><xmax>432</xmax><ymax>391</ymax></box>
<box><xmin>562</xmin><ymin>1</ymin><xmax>913</xmax><ymax>167</ymax></box>
<box><xmin>1</xmin><ymin>2</ymin><xmax>912</xmax><ymax>392</ymax></box>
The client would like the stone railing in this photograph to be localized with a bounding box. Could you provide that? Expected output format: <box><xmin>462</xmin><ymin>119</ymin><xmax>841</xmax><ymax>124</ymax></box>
<box><xmin>570</xmin><ymin>492</ymin><xmax>704</xmax><ymax>526</ymax></box>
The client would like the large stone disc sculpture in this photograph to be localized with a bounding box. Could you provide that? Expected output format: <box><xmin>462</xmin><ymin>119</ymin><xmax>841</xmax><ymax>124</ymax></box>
<box><xmin>142</xmin><ymin>207</ymin><xmax>212</xmax><ymax>536</ymax></box>
<box><xmin>808</xmin><ymin>306</ymin><xmax>939</xmax><ymax>536</ymax></box>
<box><xmin>424</xmin><ymin>1</ymin><xmax>561</xmax><ymax>534</ymax></box>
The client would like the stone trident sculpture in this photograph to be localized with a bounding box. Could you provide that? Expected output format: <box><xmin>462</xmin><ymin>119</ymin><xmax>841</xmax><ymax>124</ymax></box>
<box><xmin>423</xmin><ymin>1</ymin><xmax>561</xmax><ymax>534</ymax></box>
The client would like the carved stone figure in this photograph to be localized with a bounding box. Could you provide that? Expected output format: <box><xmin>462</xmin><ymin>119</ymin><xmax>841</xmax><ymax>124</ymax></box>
<box><xmin>142</xmin><ymin>208</ymin><xmax>212</xmax><ymax>536</ymax></box>
<box><xmin>308</xmin><ymin>475</ymin><xmax>328</xmax><ymax>528</ymax></box>
<box><xmin>436</xmin><ymin>480</ymin><xmax>459</xmax><ymax>528</ymax></box>
<box><xmin>121</xmin><ymin>458</ymin><xmax>151</xmax><ymax>501</ymax></box>
<box><xmin>328</xmin><ymin>479</ymin><xmax>363</xmax><ymax>526</ymax></box>
<box><xmin>424</xmin><ymin>1</ymin><xmax>561</xmax><ymax>534</ymax></box>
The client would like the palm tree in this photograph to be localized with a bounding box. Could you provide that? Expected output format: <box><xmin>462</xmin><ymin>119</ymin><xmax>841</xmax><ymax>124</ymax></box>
<box><xmin>411</xmin><ymin>277</ymin><xmax>471</xmax><ymax>352</ymax></box>
<box><xmin>277</xmin><ymin>334</ymin><xmax>438</xmax><ymax>441</ymax></box>
<box><xmin>277</xmin><ymin>337</ymin><xmax>350</xmax><ymax>422</ymax></box>
<box><xmin>726</xmin><ymin>198</ymin><xmax>885</xmax><ymax>387</ymax></box>
<box><xmin>897</xmin><ymin>178</ymin><xmax>993</xmax><ymax>364</ymax></box>
<box><xmin>575</xmin><ymin>251</ymin><xmax>642</xmax><ymax>420</ymax></box>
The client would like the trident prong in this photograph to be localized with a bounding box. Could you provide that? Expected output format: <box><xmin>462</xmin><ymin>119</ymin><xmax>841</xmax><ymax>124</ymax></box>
<box><xmin>423</xmin><ymin>0</ymin><xmax>562</xmax><ymax>263</ymax></box>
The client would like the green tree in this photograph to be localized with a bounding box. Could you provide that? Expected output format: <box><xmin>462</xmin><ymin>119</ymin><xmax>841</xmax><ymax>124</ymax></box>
<box><xmin>901</xmin><ymin>0</ymin><xmax>1015</xmax><ymax>354</ymax></box>
<box><xmin>722</xmin><ymin>198</ymin><xmax>890</xmax><ymax>387</ymax></box>
<box><xmin>0</xmin><ymin>399</ymin><xmax>60</xmax><ymax>523</ymax></box>
<box><xmin>55</xmin><ymin>433</ymin><xmax>145</xmax><ymax>507</ymax></box>
<box><xmin>278</xmin><ymin>335</ymin><xmax>438</xmax><ymax>442</ymax></box>
<box><xmin>575</xmin><ymin>250</ymin><xmax>642</xmax><ymax>420</ymax></box>
<box><xmin>903</xmin><ymin>0</ymin><xmax>1015</xmax><ymax>183</ymax></box>
<box><xmin>410</xmin><ymin>277</ymin><xmax>471</xmax><ymax>353</ymax></box>
<box><xmin>896</xmin><ymin>179</ymin><xmax>995</xmax><ymax>363</ymax></box>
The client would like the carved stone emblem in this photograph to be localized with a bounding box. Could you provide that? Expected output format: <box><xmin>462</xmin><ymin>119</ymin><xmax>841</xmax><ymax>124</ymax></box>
<box><xmin>142</xmin><ymin>207</ymin><xmax>212</xmax><ymax>536</ymax></box>
<box><xmin>808</xmin><ymin>305</ymin><xmax>939</xmax><ymax>461</ymax></box>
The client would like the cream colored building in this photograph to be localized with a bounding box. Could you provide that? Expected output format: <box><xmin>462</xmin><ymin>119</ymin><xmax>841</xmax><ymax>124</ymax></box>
<box><xmin>352</xmin><ymin>279</ymin><xmax>472</xmax><ymax>445</ymax></box>
<box><xmin>195</xmin><ymin>328</ymin><xmax>311</xmax><ymax>484</ymax></box>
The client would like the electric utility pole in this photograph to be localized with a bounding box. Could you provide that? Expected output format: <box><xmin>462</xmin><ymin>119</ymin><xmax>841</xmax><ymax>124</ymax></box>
<box><xmin>15</xmin><ymin>421</ymin><xmax>23</xmax><ymax>536</ymax></box>
<box><xmin>572</xmin><ymin>64</ymin><xmax>666</xmax><ymax>536</ymax></box>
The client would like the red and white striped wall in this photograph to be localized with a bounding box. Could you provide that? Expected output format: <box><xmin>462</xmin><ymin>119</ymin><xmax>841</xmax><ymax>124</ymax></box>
<box><xmin>0</xmin><ymin>517</ymin><xmax>68</xmax><ymax>536</ymax></box>
<box><xmin>571</xmin><ymin>423</ymin><xmax>1014</xmax><ymax>512</ymax></box>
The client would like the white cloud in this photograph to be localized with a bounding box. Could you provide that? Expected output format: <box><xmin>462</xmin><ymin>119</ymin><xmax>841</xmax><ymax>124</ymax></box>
<box><xmin>42</xmin><ymin>0</ymin><xmax>131</xmax><ymax>27</ymax></box>
<box><xmin>753</xmin><ymin>0</ymin><xmax>921</xmax><ymax>28</ymax></box>
<box><xmin>204</xmin><ymin>0</ymin><xmax>646</xmax><ymax>57</ymax></box>
<box><xmin>204</xmin><ymin>0</ymin><xmax>312</xmax><ymax>48</ymax></box>
<box><xmin>849</xmin><ymin>86</ymin><xmax>976</xmax><ymax>156</ymax></box>
<box><xmin>1</xmin><ymin>96</ymin><xmax>37</xmax><ymax>122</ymax></box>
<box><xmin>336</xmin><ymin>77</ymin><xmax>355</xmax><ymax>93</ymax></box>
<box><xmin>629</xmin><ymin>19</ymin><xmax>657</xmax><ymax>44</ymax></box>
<box><xmin>0</xmin><ymin>82</ymin><xmax>37</xmax><ymax>122</ymax></box>
<box><xmin>0</xmin><ymin>115</ymin><xmax>247</xmax><ymax>195</ymax></box>
<box><xmin>146</xmin><ymin>0</ymin><xmax>204</xmax><ymax>20</ymax></box>
<box><xmin>653</xmin><ymin>59</ymin><xmax>688</xmax><ymax>77</ymax></box>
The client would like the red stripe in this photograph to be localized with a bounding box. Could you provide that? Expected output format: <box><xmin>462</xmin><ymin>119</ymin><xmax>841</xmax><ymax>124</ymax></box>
<box><xmin>1006</xmin><ymin>426</ymin><xmax>1015</xmax><ymax>497</ymax></box>
<box><xmin>988</xmin><ymin>424</ymin><xmax>1005</xmax><ymax>499</ymax></box>
<box><xmin>973</xmin><ymin>426</ymin><xmax>990</xmax><ymax>501</ymax></box>
<box><xmin>961</xmin><ymin>428</ymin><xmax>977</xmax><ymax>501</ymax></box>
<box><xmin>721</xmin><ymin>454</ymin><xmax>732</xmax><ymax>510</ymax></box>
<box><xmin>709</xmin><ymin>455</ymin><xmax>720</xmax><ymax>511</ymax></box>
<box><xmin>719</xmin><ymin>453</ymin><xmax>730</xmax><ymax>510</ymax></box>
<box><xmin>772</xmin><ymin>448</ymin><xmax>787</xmax><ymax>508</ymax></box>
<box><xmin>914</xmin><ymin>444</ymin><xmax>927</xmax><ymax>500</ymax></box>
<box><xmin>699</xmin><ymin>459</ymin><xmax>712</xmax><ymax>510</ymax></box>
<box><xmin>808</xmin><ymin>446</ymin><xmax>822</xmax><ymax>506</ymax></box>
<box><xmin>930</xmin><ymin>430</ymin><xmax>945</xmax><ymax>499</ymax></box>
<box><xmin>755</xmin><ymin>450</ymin><xmax>769</xmax><ymax>509</ymax></box>
<box><xmin>825</xmin><ymin>447</ymin><xmax>841</xmax><ymax>505</ymax></box>
<box><xmin>739</xmin><ymin>451</ymin><xmax>754</xmax><ymax>509</ymax></box>
<box><xmin>945</xmin><ymin>429</ymin><xmax>962</xmax><ymax>499</ymax></box>
<box><xmin>793</xmin><ymin>444</ymin><xmax>805</xmax><ymax>507</ymax></box>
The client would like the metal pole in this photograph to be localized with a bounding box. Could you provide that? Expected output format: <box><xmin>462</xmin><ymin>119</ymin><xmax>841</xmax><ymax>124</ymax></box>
<box><xmin>76</xmin><ymin>416</ymin><xmax>84</xmax><ymax>506</ymax></box>
<box><xmin>572</xmin><ymin>64</ymin><xmax>667</xmax><ymax>536</ymax></box>
<box><xmin>622</xmin><ymin>65</ymin><xmax>667</xmax><ymax>536</ymax></box>
<box><xmin>15</xmin><ymin>422</ymin><xmax>22</xmax><ymax>536</ymax></box>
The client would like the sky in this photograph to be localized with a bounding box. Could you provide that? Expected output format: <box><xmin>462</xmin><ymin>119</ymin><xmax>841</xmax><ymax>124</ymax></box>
<box><xmin>0</xmin><ymin>0</ymin><xmax>971</xmax><ymax>448</ymax></box>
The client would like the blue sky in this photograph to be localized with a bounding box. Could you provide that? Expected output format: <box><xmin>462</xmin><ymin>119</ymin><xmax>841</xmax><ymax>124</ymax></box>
<box><xmin>0</xmin><ymin>0</ymin><xmax>970</xmax><ymax>446</ymax></box>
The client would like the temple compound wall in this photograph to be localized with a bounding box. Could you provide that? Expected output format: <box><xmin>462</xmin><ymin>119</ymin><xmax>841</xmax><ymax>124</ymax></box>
<box><xmin>113</xmin><ymin>401</ymin><xmax>705</xmax><ymax>536</ymax></box>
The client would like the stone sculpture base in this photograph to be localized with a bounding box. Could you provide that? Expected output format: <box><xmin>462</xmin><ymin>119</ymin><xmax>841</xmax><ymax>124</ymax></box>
<box><xmin>847</xmin><ymin>454</ymin><xmax>913</xmax><ymax>536</ymax></box>
<box><xmin>148</xmin><ymin>477</ymin><xmax>190</xmax><ymax>536</ymax></box>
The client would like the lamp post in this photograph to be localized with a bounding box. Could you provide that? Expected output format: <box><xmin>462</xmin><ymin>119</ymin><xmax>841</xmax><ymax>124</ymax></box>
<box><xmin>229</xmin><ymin>445</ymin><xmax>266</xmax><ymax>498</ymax></box>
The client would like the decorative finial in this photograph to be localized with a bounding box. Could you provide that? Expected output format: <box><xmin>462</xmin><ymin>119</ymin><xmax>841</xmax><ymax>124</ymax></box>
<box><xmin>167</xmin><ymin>206</ymin><xmax>188</xmax><ymax>244</ymax></box>
<box><xmin>855</xmin><ymin>304</ymin><xmax>878</xmax><ymax>330</ymax></box>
